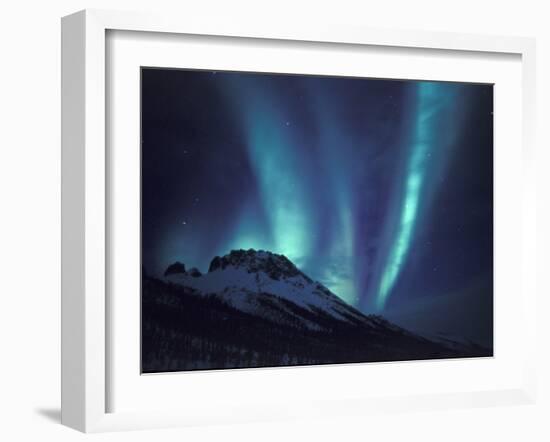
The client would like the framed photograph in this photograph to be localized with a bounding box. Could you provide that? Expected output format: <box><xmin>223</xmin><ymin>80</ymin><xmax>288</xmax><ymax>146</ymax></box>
<box><xmin>61</xmin><ymin>9</ymin><xmax>537</xmax><ymax>432</ymax></box>
<box><xmin>140</xmin><ymin>67</ymin><xmax>494</xmax><ymax>374</ymax></box>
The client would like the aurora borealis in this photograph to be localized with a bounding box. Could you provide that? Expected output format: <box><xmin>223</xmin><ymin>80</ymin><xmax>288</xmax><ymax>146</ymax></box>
<box><xmin>374</xmin><ymin>82</ymin><xmax>460</xmax><ymax>311</ymax></box>
<box><xmin>142</xmin><ymin>68</ymin><xmax>493</xmax><ymax>346</ymax></box>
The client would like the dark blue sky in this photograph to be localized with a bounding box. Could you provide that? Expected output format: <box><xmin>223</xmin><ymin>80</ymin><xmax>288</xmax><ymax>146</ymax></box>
<box><xmin>141</xmin><ymin>68</ymin><xmax>493</xmax><ymax>344</ymax></box>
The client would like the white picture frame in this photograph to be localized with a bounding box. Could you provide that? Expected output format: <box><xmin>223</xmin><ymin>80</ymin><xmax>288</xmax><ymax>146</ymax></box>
<box><xmin>61</xmin><ymin>9</ymin><xmax>537</xmax><ymax>433</ymax></box>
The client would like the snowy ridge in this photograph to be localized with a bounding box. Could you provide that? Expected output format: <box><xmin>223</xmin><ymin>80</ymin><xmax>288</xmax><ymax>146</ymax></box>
<box><xmin>165</xmin><ymin>249</ymin><xmax>378</xmax><ymax>330</ymax></box>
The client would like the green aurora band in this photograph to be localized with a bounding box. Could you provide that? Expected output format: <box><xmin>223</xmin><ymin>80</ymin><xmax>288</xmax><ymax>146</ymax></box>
<box><xmin>374</xmin><ymin>82</ymin><xmax>458</xmax><ymax>311</ymax></box>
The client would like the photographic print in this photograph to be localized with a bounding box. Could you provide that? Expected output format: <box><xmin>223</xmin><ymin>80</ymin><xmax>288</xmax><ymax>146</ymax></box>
<box><xmin>141</xmin><ymin>68</ymin><xmax>493</xmax><ymax>373</ymax></box>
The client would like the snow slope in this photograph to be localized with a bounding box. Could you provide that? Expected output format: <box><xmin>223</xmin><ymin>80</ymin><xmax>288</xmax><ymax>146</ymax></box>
<box><xmin>165</xmin><ymin>249</ymin><xmax>374</xmax><ymax>329</ymax></box>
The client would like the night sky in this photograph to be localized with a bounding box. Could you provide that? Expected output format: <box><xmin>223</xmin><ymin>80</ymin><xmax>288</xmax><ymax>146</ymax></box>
<box><xmin>141</xmin><ymin>68</ymin><xmax>493</xmax><ymax>346</ymax></box>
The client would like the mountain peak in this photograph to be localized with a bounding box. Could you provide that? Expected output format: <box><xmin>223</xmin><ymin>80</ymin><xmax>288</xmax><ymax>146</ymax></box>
<box><xmin>164</xmin><ymin>261</ymin><xmax>186</xmax><ymax>277</ymax></box>
<box><xmin>164</xmin><ymin>248</ymin><xmax>368</xmax><ymax>329</ymax></box>
<box><xmin>208</xmin><ymin>249</ymin><xmax>307</xmax><ymax>281</ymax></box>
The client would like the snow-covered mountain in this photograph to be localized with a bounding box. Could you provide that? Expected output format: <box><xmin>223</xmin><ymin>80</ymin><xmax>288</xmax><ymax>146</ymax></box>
<box><xmin>141</xmin><ymin>249</ymin><xmax>491</xmax><ymax>372</ymax></box>
<box><xmin>165</xmin><ymin>249</ymin><xmax>389</xmax><ymax>332</ymax></box>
